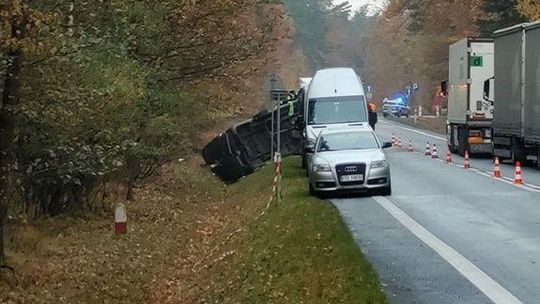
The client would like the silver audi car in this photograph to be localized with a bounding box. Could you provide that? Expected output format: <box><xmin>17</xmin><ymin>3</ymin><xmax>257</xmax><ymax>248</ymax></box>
<box><xmin>306</xmin><ymin>127</ymin><xmax>392</xmax><ymax>196</ymax></box>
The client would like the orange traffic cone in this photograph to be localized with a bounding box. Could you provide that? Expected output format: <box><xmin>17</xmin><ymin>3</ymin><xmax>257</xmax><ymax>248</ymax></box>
<box><xmin>392</xmin><ymin>133</ymin><xmax>396</xmax><ymax>146</ymax></box>
<box><xmin>464</xmin><ymin>151</ymin><xmax>471</xmax><ymax>169</ymax></box>
<box><xmin>446</xmin><ymin>149</ymin><xmax>452</xmax><ymax>163</ymax></box>
<box><xmin>425</xmin><ymin>142</ymin><xmax>431</xmax><ymax>156</ymax></box>
<box><xmin>398</xmin><ymin>137</ymin><xmax>402</xmax><ymax>148</ymax></box>
<box><xmin>432</xmin><ymin>144</ymin><xmax>439</xmax><ymax>159</ymax></box>
<box><xmin>514</xmin><ymin>161</ymin><xmax>523</xmax><ymax>185</ymax></box>
<box><xmin>493</xmin><ymin>157</ymin><xmax>502</xmax><ymax>178</ymax></box>
<box><xmin>408</xmin><ymin>141</ymin><xmax>414</xmax><ymax>152</ymax></box>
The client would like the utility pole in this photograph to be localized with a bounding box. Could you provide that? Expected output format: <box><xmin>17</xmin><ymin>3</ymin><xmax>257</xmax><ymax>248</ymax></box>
<box><xmin>270</xmin><ymin>73</ymin><xmax>287</xmax><ymax>204</ymax></box>
<box><xmin>270</xmin><ymin>74</ymin><xmax>276</xmax><ymax>160</ymax></box>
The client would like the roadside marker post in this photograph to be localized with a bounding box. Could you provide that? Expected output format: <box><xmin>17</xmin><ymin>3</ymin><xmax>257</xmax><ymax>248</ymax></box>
<box><xmin>114</xmin><ymin>203</ymin><xmax>127</xmax><ymax>234</ymax></box>
<box><xmin>398</xmin><ymin>137</ymin><xmax>402</xmax><ymax>148</ymax></box>
<box><xmin>425</xmin><ymin>142</ymin><xmax>431</xmax><ymax>156</ymax></box>
<box><xmin>408</xmin><ymin>141</ymin><xmax>414</xmax><ymax>152</ymax></box>
<box><xmin>392</xmin><ymin>133</ymin><xmax>396</xmax><ymax>146</ymax></box>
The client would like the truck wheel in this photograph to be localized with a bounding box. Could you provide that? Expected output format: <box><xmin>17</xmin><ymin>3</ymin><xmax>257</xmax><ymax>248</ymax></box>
<box><xmin>457</xmin><ymin>127</ymin><xmax>468</xmax><ymax>157</ymax></box>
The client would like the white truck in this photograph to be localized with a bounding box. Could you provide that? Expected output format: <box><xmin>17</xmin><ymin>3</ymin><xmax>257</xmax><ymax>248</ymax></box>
<box><xmin>447</xmin><ymin>38</ymin><xmax>495</xmax><ymax>156</ymax></box>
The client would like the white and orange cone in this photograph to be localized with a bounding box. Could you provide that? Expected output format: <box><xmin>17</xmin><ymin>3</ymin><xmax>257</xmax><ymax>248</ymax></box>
<box><xmin>464</xmin><ymin>151</ymin><xmax>471</xmax><ymax>169</ymax></box>
<box><xmin>425</xmin><ymin>142</ymin><xmax>431</xmax><ymax>156</ymax></box>
<box><xmin>514</xmin><ymin>161</ymin><xmax>523</xmax><ymax>185</ymax></box>
<box><xmin>493</xmin><ymin>157</ymin><xmax>502</xmax><ymax>178</ymax></box>
<box><xmin>432</xmin><ymin>144</ymin><xmax>439</xmax><ymax>159</ymax></box>
<box><xmin>446</xmin><ymin>149</ymin><xmax>452</xmax><ymax>163</ymax></box>
<box><xmin>408</xmin><ymin>140</ymin><xmax>414</xmax><ymax>152</ymax></box>
<box><xmin>398</xmin><ymin>137</ymin><xmax>403</xmax><ymax>148</ymax></box>
<box><xmin>392</xmin><ymin>133</ymin><xmax>396</xmax><ymax>146</ymax></box>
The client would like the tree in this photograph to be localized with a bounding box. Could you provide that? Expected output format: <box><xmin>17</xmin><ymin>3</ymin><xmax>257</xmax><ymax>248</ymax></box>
<box><xmin>0</xmin><ymin>0</ymin><xmax>288</xmax><ymax>270</ymax></box>
<box><xmin>516</xmin><ymin>0</ymin><xmax>540</xmax><ymax>20</ymax></box>
<box><xmin>479</xmin><ymin>0</ymin><xmax>525</xmax><ymax>36</ymax></box>
<box><xmin>359</xmin><ymin>0</ymin><xmax>482</xmax><ymax>108</ymax></box>
<box><xmin>0</xmin><ymin>0</ymin><xmax>55</xmax><ymax>270</ymax></box>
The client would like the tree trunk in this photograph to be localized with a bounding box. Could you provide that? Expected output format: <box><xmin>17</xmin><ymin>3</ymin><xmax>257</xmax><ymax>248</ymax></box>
<box><xmin>0</xmin><ymin>49</ymin><xmax>23</xmax><ymax>266</ymax></box>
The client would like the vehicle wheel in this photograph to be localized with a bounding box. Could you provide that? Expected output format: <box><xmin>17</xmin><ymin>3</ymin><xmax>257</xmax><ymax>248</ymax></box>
<box><xmin>380</xmin><ymin>182</ymin><xmax>392</xmax><ymax>196</ymax></box>
<box><xmin>301</xmin><ymin>154</ymin><xmax>306</xmax><ymax>169</ymax></box>
<box><xmin>309</xmin><ymin>183</ymin><xmax>323</xmax><ymax>198</ymax></box>
<box><xmin>309</xmin><ymin>182</ymin><xmax>315</xmax><ymax>196</ymax></box>
<box><xmin>457</xmin><ymin>128</ymin><xmax>468</xmax><ymax>157</ymax></box>
<box><xmin>397</xmin><ymin>111</ymin><xmax>402</xmax><ymax>118</ymax></box>
<box><xmin>383</xmin><ymin>113</ymin><xmax>388</xmax><ymax>118</ymax></box>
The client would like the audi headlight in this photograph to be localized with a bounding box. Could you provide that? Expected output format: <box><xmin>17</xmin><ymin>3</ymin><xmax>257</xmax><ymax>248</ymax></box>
<box><xmin>314</xmin><ymin>163</ymin><xmax>331</xmax><ymax>172</ymax></box>
<box><xmin>371</xmin><ymin>160</ymin><xmax>387</xmax><ymax>169</ymax></box>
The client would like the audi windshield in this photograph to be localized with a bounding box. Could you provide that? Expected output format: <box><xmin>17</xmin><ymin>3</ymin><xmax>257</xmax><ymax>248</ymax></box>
<box><xmin>317</xmin><ymin>131</ymin><xmax>379</xmax><ymax>152</ymax></box>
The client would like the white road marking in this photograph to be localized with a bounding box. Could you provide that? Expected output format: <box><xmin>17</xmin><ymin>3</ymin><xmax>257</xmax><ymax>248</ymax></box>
<box><xmin>380</xmin><ymin>120</ymin><xmax>447</xmax><ymax>141</ymax></box>
<box><xmin>372</xmin><ymin>196</ymin><xmax>524</xmax><ymax>304</ymax></box>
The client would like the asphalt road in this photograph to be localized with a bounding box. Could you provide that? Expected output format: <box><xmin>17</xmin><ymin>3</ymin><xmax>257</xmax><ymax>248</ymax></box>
<box><xmin>332</xmin><ymin>118</ymin><xmax>540</xmax><ymax>304</ymax></box>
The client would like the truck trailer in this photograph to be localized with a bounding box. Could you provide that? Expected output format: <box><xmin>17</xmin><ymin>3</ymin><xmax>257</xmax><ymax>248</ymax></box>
<box><xmin>491</xmin><ymin>21</ymin><xmax>540</xmax><ymax>166</ymax></box>
<box><xmin>447</xmin><ymin>38</ymin><xmax>494</xmax><ymax>155</ymax></box>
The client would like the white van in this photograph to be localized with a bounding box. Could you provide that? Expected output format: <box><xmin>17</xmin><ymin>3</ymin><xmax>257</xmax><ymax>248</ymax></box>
<box><xmin>302</xmin><ymin>68</ymin><xmax>369</xmax><ymax>164</ymax></box>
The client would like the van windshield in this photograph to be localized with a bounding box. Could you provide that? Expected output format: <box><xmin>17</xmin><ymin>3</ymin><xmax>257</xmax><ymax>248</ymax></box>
<box><xmin>308</xmin><ymin>96</ymin><xmax>367</xmax><ymax>125</ymax></box>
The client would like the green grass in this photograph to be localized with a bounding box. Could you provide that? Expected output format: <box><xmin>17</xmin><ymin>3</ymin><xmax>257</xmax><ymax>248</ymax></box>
<box><xmin>208</xmin><ymin>157</ymin><xmax>387</xmax><ymax>303</ymax></box>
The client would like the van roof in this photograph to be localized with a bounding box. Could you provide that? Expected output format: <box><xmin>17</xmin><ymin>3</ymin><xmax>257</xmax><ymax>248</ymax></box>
<box><xmin>308</xmin><ymin>68</ymin><xmax>365</xmax><ymax>99</ymax></box>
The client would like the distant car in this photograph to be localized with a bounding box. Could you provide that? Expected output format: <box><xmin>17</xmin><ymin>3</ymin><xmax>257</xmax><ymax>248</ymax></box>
<box><xmin>383</xmin><ymin>100</ymin><xmax>410</xmax><ymax>118</ymax></box>
<box><xmin>306</xmin><ymin>127</ymin><xmax>392</xmax><ymax>197</ymax></box>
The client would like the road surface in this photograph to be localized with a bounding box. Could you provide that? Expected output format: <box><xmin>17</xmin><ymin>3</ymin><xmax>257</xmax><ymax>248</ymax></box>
<box><xmin>333</xmin><ymin>118</ymin><xmax>540</xmax><ymax>304</ymax></box>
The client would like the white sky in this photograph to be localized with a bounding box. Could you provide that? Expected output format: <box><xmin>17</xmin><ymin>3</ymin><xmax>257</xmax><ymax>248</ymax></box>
<box><xmin>336</xmin><ymin>0</ymin><xmax>386</xmax><ymax>14</ymax></box>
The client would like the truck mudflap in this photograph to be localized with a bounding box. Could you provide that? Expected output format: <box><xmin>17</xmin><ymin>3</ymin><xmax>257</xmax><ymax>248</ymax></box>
<box><xmin>202</xmin><ymin>97</ymin><xmax>304</xmax><ymax>182</ymax></box>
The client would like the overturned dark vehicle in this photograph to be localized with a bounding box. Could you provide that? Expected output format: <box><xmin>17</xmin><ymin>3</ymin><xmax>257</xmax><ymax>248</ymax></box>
<box><xmin>202</xmin><ymin>92</ymin><xmax>304</xmax><ymax>182</ymax></box>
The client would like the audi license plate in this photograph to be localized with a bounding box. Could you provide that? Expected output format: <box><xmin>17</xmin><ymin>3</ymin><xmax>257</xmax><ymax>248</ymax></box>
<box><xmin>340</xmin><ymin>174</ymin><xmax>363</xmax><ymax>182</ymax></box>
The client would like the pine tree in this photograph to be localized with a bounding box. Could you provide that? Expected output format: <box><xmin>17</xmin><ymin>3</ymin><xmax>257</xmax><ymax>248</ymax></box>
<box><xmin>479</xmin><ymin>0</ymin><xmax>526</xmax><ymax>36</ymax></box>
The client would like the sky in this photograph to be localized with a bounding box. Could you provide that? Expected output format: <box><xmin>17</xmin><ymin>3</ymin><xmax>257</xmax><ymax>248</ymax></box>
<box><xmin>336</xmin><ymin>0</ymin><xmax>387</xmax><ymax>14</ymax></box>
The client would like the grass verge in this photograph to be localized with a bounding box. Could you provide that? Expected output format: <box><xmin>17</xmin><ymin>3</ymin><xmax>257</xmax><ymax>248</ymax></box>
<box><xmin>1</xmin><ymin>156</ymin><xmax>386</xmax><ymax>303</ymax></box>
<box><xmin>202</xmin><ymin>157</ymin><xmax>387</xmax><ymax>303</ymax></box>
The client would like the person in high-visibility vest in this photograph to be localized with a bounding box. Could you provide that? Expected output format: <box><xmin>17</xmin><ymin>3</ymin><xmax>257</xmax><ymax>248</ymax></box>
<box><xmin>368</xmin><ymin>102</ymin><xmax>378</xmax><ymax>130</ymax></box>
